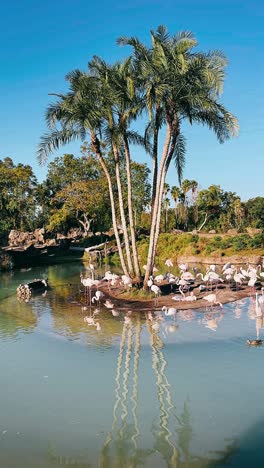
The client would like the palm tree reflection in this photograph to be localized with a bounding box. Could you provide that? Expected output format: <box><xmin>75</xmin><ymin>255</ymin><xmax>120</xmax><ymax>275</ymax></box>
<box><xmin>99</xmin><ymin>313</ymin><xmax>236</xmax><ymax>467</ymax></box>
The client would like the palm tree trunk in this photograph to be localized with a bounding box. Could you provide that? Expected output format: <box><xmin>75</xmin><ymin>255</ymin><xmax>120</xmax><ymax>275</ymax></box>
<box><xmin>143</xmin><ymin>124</ymin><xmax>172</xmax><ymax>289</ymax></box>
<box><xmin>151</xmin><ymin>130</ymin><xmax>178</xmax><ymax>268</ymax></box>
<box><xmin>91</xmin><ymin>134</ymin><xmax>129</xmax><ymax>276</ymax></box>
<box><xmin>112</xmin><ymin>145</ymin><xmax>134</xmax><ymax>277</ymax></box>
<box><xmin>151</xmin><ymin>108</ymin><xmax>160</xmax><ymax>213</ymax></box>
<box><xmin>123</xmin><ymin>135</ymin><xmax>141</xmax><ymax>281</ymax></box>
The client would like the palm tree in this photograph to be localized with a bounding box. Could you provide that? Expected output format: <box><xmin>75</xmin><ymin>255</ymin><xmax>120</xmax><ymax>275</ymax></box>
<box><xmin>162</xmin><ymin>183</ymin><xmax>170</xmax><ymax>232</ymax></box>
<box><xmin>118</xmin><ymin>26</ymin><xmax>239</xmax><ymax>288</ymax></box>
<box><xmin>37</xmin><ymin>70</ymin><xmax>130</xmax><ymax>276</ymax></box>
<box><xmin>171</xmin><ymin>186</ymin><xmax>181</xmax><ymax>228</ymax></box>
<box><xmin>180</xmin><ymin>179</ymin><xmax>193</xmax><ymax>230</ymax></box>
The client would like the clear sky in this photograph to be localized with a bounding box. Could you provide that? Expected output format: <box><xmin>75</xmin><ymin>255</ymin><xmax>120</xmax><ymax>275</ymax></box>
<box><xmin>0</xmin><ymin>0</ymin><xmax>263</xmax><ymax>201</ymax></box>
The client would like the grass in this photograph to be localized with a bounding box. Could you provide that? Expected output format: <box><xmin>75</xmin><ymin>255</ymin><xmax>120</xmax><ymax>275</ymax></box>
<box><xmin>137</xmin><ymin>232</ymin><xmax>264</xmax><ymax>266</ymax></box>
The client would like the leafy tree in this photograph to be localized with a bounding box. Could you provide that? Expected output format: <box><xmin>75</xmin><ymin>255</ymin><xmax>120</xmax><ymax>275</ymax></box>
<box><xmin>47</xmin><ymin>179</ymin><xmax>109</xmax><ymax>235</ymax></box>
<box><xmin>171</xmin><ymin>186</ymin><xmax>181</xmax><ymax>228</ymax></box>
<box><xmin>244</xmin><ymin>197</ymin><xmax>264</xmax><ymax>228</ymax></box>
<box><xmin>0</xmin><ymin>157</ymin><xmax>38</xmax><ymax>232</ymax></box>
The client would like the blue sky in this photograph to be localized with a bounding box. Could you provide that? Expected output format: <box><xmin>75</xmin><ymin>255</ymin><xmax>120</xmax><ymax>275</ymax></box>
<box><xmin>0</xmin><ymin>0</ymin><xmax>263</xmax><ymax>201</ymax></box>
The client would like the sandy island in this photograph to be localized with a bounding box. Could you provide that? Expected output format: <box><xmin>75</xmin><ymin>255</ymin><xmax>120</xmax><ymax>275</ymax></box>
<box><xmin>82</xmin><ymin>281</ymin><xmax>262</xmax><ymax>312</ymax></box>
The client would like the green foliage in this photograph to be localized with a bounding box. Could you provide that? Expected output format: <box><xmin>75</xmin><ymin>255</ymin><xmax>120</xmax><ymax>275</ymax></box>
<box><xmin>137</xmin><ymin>231</ymin><xmax>264</xmax><ymax>266</ymax></box>
<box><xmin>0</xmin><ymin>157</ymin><xmax>38</xmax><ymax>232</ymax></box>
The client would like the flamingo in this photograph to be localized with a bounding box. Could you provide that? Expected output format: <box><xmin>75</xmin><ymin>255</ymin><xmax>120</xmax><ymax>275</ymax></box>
<box><xmin>151</xmin><ymin>284</ymin><xmax>161</xmax><ymax>305</ymax></box>
<box><xmin>181</xmin><ymin>271</ymin><xmax>195</xmax><ymax>281</ymax></box>
<box><xmin>165</xmin><ymin>259</ymin><xmax>173</xmax><ymax>269</ymax></box>
<box><xmin>154</xmin><ymin>274</ymin><xmax>165</xmax><ymax>283</ymax></box>
<box><xmin>203</xmin><ymin>293</ymin><xmax>223</xmax><ymax>308</ymax></box>
<box><xmin>206</xmin><ymin>271</ymin><xmax>224</xmax><ymax>290</ymax></box>
<box><xmin>104</xmin><ymin>300</ymin><xmax>114</xmax><ymax>309</ymax></box>
<box><xmin>162</xmin><ymin>306</ymin><xmax>177</xmax><ymax>317</ymax></box>
<box><xmin>147</xmin><ymin>276</ymin><xmax>153</xmax><ymax>288</ymax></box>
<box><xmin>121</xmin><ymin>275</ymin><xmax>133</xmax><ymax>288</ymax></box>
<box><xmin>222</xmin><ymin>262</ymin><xmax>233</xmax><ymax>272</ymax></box>
<box><xmin>248</xmin><ymin>276</ymin><xmax>257</xmax><ymax>294</ymax></box>
<box><xmin>233</xmin><ymin>270</ymin><xmax>245</xmax><ymax>290</ymax></box>
<box><xmin>180</xmin><ymin>289</ymin><xmax>197</xmax><ymax>302</ymax></box>
<box><xmin>89</xmin><ymin>263</ymin><xmax>95</xmax><ymax>279</ymax></box>
<box><xmin>172</xmin><ymin>294</ymin><xmax>183</xmax><ymax>302</ymax></box>
<box><xmin>91</xmin><ymin>290</ymin><xmax>104</xmax><ymax>304</ymax></box>
<box><xmin>179</xmin><ymin>263</ymin><xmax>188</xmax><ymax>272</ymax></box>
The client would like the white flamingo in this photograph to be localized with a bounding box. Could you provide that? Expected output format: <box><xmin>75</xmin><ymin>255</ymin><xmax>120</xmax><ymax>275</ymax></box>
<box><xmin>162</xmin><ymin>306</ymin><xmax>177</xmax><ymax>317</ymax></box>
<box><xmin>203</xmin><ymin>293</ymin><xmax>223</xmax><ymax>308</ymax></box>
<box><xmin>121</xmin><ymin>275</ymin><xmax>133</xmax><ymax>288</ymax></box>
<box><xmin>154</xmin><ymin>274</ymin><xmax>165</xmax><ymax>283</ymax></box>
<box><xmin>151</xmin><ymin>284</ymin><xmax>161</xmax><ymax>305</ymax></box>
<box><xmin>179</xmin><ymin>263</ymin><xmax>188</xmax><ymax>272</ymax></box>
<box><xmin>165</xmin><ymin>259</ymin><xmax>173</xmax><ymax>269</ymax></box>
<box><xmin>179</xmin><ymin>289</ymin><xmax>197</xmax><ymax>302</ymax></box>
<box><xmin>91</xmin><ymin>290</ymin><xmax>104</xmax><ymax>304</ymax></box>
<box><xmin>104</xmin><ymin>300</ymin><xmax>115</xmax><ymax>309</ymax></box>
<box><xmin>248</xmin><ymin>276</ymin><xmax>257</xmax><ymax>294</ymax></box>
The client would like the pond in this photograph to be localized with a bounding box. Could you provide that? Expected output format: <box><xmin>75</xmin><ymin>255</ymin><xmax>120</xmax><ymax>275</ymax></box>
<box><xmin>0</xmin><ymin>262</ymin><xmax>264</xmax><ymax>467</ymax></box>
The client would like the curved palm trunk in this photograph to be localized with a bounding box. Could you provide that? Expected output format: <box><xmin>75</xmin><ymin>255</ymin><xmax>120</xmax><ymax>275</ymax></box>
<box><xmin>143</xmin><ymin>124</ymin><xmax>172</xmax><ymax>289</ymax></box>
<box><xmin>113</xmin><ymin>145</ymin><xmax>134</xmax><ymax>277</ymax></box>
<box><xmin>151</xmin><ymin>131</ymin><xmax>178</xmax><ymax>265</ymax></box>
<box><xmin>91</xmin><ymin>134</ymin><xmax>129</xmax><ymax>276</ymax></box>
<box><xmin>123</xmin><ymin>135</ymin><xmax>141</xmax><ymax>281</ymax></box>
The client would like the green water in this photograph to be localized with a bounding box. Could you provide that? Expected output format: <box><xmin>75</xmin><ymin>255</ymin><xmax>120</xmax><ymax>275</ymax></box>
<box><xmin>0</xmin><ymin>262</ymin><xmax>264</xmax><ymax>467</ymax></box>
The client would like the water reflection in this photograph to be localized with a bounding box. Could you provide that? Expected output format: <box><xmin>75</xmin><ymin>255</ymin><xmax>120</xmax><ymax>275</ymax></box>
<box><xmin>0</xmin><ymin>295</ymin><xmax>37</xmax><ymax>339</ymax></box>
<box><xmin>97</xmin><ymin>315</ymin><xmax>237</xmax><ymax>467</ymax></box>
<box><xmin>1</xmin><ymin>263</ymin><xmax>264</xmax><ymax>466</ymax></box>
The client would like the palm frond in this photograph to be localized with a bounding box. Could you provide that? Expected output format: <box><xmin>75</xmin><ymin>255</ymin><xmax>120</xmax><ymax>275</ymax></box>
<box><xmin>126</xmin><ymin>130</ymin><xmax>153</xmax><ymax>154</ymax></box>
<box><xmin>172</xmin><ymin>133</ymin><xmax>186</xmax><ymax>184</ymax></box>
<box><xmin>37</xmin><ymin>127</ymin><xmax>86</xmax><ymax>165</ymax></box>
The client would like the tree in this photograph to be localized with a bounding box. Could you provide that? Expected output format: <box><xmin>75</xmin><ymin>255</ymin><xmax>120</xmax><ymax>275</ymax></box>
<box><xmin>0</xmin><ymin>157</ymin><xmax>38</xmax><ymax>232</ymax></box>
<box><xmin>47</xmin><ymin>179</ymin><xmax>109</xmax><ymax>235</ymax></box>
<box><xmin>38</xmin><ymin>70</ymin><xmax>131</xmax><ymax>276</ymax></box>
<box><xmin>38</xmin><ymin>25</ymin><xmax>239</xmax><ymax>288</ymax></box>
<box><xmin>171</xmin><ymin>186</ymin><xmax>181</xmax><ymax>228</ymax></box>
<box><xmin>244</xmin><ymin>197</ymin><xmax>264</xmax><ymax>228</ymax></box>
<box><xmin>119</xmin><ymin>25</ymin><xmax>238</xmax><ymax>287</ymax></box>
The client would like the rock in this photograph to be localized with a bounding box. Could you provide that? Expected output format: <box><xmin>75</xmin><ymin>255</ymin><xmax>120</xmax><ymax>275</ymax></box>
<box><xmin>246</xmin><ymin>228</ymin><xmax>262</xmax><ymax>236</ymax></box>
<box><xmin>8</xmin><ymin>229</ymin><xmax>45</xmax><ymax>247</ymax></box>
<box><xmin>172</xmin><ymin>229</ymin><xmax>184</xmax><ymax>234</ymax></box>
<box><xmin>67</xmin><ymin>228</ymin><xmax>83</xmax><ymax>239</ymax></box>
<box><xmin>209</xmin><ymin>230</ymin><xmax>216</xmax><ymax>234</ymax></box>
<box><xmin>227</xmin><ymin>229</ymin><xmax>238</xmax><ymax>235</ymax></box>
<box><xmin>45</xmin><ymin>238</ymin><xmax>57</xmax><ymax>246</ymax></box>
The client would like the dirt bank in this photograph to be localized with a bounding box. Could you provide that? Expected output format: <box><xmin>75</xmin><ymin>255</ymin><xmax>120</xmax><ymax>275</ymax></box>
<box><xmin>82</xmin><ymin>281</ymin><xmax>261</xmax><ymax>312</ymax></box>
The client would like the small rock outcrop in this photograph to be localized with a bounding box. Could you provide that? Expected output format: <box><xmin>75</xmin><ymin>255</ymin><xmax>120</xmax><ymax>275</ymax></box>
<box><xmin>8</xmin><ymin>228</ymin><xmax>45</xmax><ymax>247</ymax></box>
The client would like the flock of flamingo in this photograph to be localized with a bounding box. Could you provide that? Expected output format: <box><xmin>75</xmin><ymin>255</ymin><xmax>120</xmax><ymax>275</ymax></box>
<box><xmin>80</xmin><ymin>259</ymin><xmax>264</xmax><ymax>319</ymax></box>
